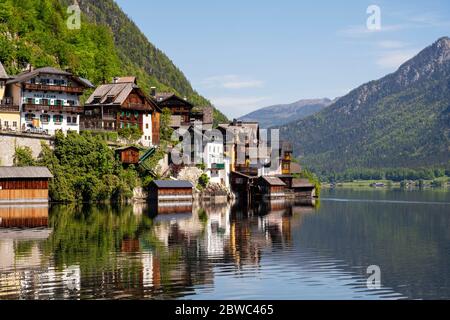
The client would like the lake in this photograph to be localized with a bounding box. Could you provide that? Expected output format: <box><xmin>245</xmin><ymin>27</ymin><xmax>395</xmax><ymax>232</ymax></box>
<box><xmin>0</xmin><ymin>189</ymin><xmax>449</xmax><ymax>300</ymax></box>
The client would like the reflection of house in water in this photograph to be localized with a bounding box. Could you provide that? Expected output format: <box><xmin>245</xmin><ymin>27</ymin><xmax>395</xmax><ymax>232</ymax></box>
<box><xmin>0</xmin><ymin>205</ymin><xmax>49</xmax><ymax>228</ymax></box>
<box><xmin>0</xmin><ymin>204</ymin><xmax>69</xmax><ymax>299</ymax></box>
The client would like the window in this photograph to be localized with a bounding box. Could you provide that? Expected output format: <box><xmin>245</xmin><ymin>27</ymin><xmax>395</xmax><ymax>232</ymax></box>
<box><xmin>40</xmin><ymin>114</ymin><xmax>50</xmax><ymax>123</ymax></box>
<box><xmin>4</xmin><ymin>121</ymin><xmax>9</xmax><ymax>128</ymax></box>
<box><xmin>12</xmin><ymin>122</ymin><xmax>17</xmax><ymax>128</ymax></box>
<box><xmin>25</xmin><ymin>114</ymin><xmax>35</xmax><ymax>121</ymax></box>
<box><xmin>67</xmin><ymin>117</ymin><xmax>71</xmax><ymax>123</ymax></box>
<box><xmin>146</xmin><ymin>124</ymin><xmax>149</xmax><ymax>129</ymax></box>
<box><xmin>72</xmin><ymin>117</ymin><xmax>77</xmax><ymax>124</ymax></box>
<box><xmin>53</xmin><ymin>115</ymin><xmax>63</xmax><ymax>124</ymax></box>
<box><xmin>42</xmin><ymin>99</ymin><xmax>49</xmax><ymax>106</ymax></box>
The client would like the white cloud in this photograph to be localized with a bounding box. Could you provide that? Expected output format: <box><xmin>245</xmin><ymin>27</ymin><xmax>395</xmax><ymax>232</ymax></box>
<box><xmin>376</xmin><ymin>49</ymin><xmax>419</xmax><ymax>69</ymax></box>
<box><xmin>199</xmin><ymin>75</ymin><xmax>264</xmax><ymax>90</ymax></box>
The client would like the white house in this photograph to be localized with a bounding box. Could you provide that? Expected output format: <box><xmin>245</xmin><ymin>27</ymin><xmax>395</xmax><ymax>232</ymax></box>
<box><xmin>204</xmin><ymin>139</ymin><xmax>230</xmax><ymax>187</ymax></box>
<box><xmin>7</xmin><ymin>67</ymin><xmax>93</xmax><ymax>135</ymax></box>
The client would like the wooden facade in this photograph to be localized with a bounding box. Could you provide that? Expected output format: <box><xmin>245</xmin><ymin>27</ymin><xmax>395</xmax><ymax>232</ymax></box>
<box><xmin>115</xmin><ymin>146</ymin><xmax>140</xmax><ymax>165</ymax></box>
<box><xmin>155</xmin><ymin>93</ymin><xmax>194</xmax><ymax>125</ymax></box>
<box><xmin>0</xmin><ymin>167</ymin><xmax>53</xmax><ymax>204</ymax></box>
<box><xmin>291</xmin><ymin>179</ymin><xmax>316</xmax><ymax>198</ymax></box>
<box><xmin>281</xmin><ymin>142</ymin><xmax>293</xmax><ymax>175</ymax></box>
<box><xmin>148</xmin><ymin>180</ymin><xmax>193</xmax><ymax>203</ymax></box>
<box><xmin>257</xmin><ymin>176</ymin><xmax>286</xmax><ymax>199</ymax></box>
<box><xmin>82</xmin><ymin>78</ymin><xmax>161</xmax><ymax>146</ymax></box>
<box><xmin>0</xmin><ymin>206</ymin><xmax>48</xmax><ymax>228</ymax></box>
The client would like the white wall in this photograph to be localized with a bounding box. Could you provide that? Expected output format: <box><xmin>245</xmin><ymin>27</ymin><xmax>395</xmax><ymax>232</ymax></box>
<box><xmin>140</xmin><ymin>113</ymin><xmax>152</xmax><ymax>147</ymax></box>
<box><xmin>19</xmin><ymin>75</ymin><xmax>81</xmax><ymax>134</ymax></box>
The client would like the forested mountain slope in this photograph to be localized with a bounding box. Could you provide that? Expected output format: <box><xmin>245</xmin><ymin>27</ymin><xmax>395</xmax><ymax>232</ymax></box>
<box><xmin>0</xmin><ymin>0</ymin><xmax>227</xmax><ymax>122</ymax></box>
<box><xmin>279</xmin><ymin>37</ymin><xmax>450</xmax><ymax>172</ymax></box>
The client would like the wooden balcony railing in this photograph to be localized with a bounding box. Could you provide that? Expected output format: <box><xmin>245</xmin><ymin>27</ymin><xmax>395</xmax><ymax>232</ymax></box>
<box><xmin>123</xmin><ymin>103</ymin><xmax>148</xmax><ymax>111</ymax></box>
<box><xmin>0</xmin><ymin>104</ymin><xmax>20</xmax><ymax>112</ymax></box>
<box><xmin>23</xmin><ymin>104</ymin><xmax>83</xmax><ymax>113</ymax></box>
<box><xmin>24</xmin><ymin>83</ymin><xmax>84</xmax><ymax>94</ymax></box>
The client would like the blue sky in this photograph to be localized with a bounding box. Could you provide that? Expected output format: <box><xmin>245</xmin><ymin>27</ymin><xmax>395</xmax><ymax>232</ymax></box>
<box><xmin>115</xmin><ymin>0</ymin><xmax>450</xmax><ymax>119</ymax></box>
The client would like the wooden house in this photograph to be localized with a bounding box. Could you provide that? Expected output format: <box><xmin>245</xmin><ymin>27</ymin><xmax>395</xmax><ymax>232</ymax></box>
<box><xmin>0</xmin><ymin>167</ymin><xmax>53</xmax><ymax>204</ymax></box>
<box><xmin>155</xmin><ymin>93</ymin><xmax>194</xmax><ymax>127</ymax></box>
<box><xmin>291</xmin><ymin>179</ymin><xmax>316</xmax><ymax>198</ymax></box>
<box><xmin>257</xmin><ymin>176</ymin><xmax>286</xmax><ymax>199</ymax></box>
<box><xmin>115</xmin><ymin>146</ymin><xmax>140</xmax><ymax>165</ymax></box>
<box><xmin>148</xmin><ymin>180</ymin><xmax>193</xmax><ymax>203</ymax></box>
<box><xmin>82</xmin><ymin>77</ymin><xmax>161</xmax><ymax>146</ymax></box>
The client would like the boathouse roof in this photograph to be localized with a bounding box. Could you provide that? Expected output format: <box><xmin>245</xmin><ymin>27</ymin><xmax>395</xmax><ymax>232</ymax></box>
<box><xmin>260</xmin><ymin>176</ymin><xmax>286</xmax><ymax>186</ymax></box>
<box><xmin>152</xmin><ymin>180</ymin><xmax>193</xmax><ymax>189</ymax></box>
<box><xmin>292</xmin><ymin>179</ymin><xmax>314</xmax><ymax>188</ymax></box>
<box><xmin>0</xmin><ymin>167</ymin><xmax>53</xmax><ymax>179</ymax></box>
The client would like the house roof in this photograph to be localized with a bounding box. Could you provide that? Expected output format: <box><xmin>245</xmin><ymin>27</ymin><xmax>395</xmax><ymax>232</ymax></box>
<box><xmin>0</xmin><ymin>61</ymin><xmax>8</xmax><ymax>79</ymax></box>
<box><xmin>115</xmin><ymin>76</ymin><xmax>136</xmax><ymax>84</ymax></box>
<box><xmin>152</xmin><ymin>180</ymin><xmax>193</xmax><ymax>189</ymax></box>
<box><xmin>260</xmin><ymin>176</ymin><xmax>286</xmax><ymax>186</ymax></box>
<box><xmin>155</xmin><ymin>92</ymin><xmax>193</xmax><ymax>108</ymax></box>
<box><xmin>218</xmin><ymin>121</ymin><xmax>259</xmax><ymax>144</ymax></box>
<box><xmin>6</xmin><ymin>67</ymin><xmax>93</xmax><ymax>87</ymax></box>
<box><xmin>85</xmin><ymin>82</ymin><xmax>160</xmax><ymax>112</ymax></box>
<box><xmin>292</xmin><ymin>179</ymin><xmax>314</xmax><ymax>188</ymax></box>
<box><xmin>0</xmin><ymin>167</ymin><xmax>53</xmax><ymax>179</ymax></box>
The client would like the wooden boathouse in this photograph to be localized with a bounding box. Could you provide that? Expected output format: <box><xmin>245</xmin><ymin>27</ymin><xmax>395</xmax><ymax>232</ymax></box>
<box><xmin>256</xmin><ymin>176</ymin><xmax>286</xmax><ymax>199</ymax></box>
<box><xmin>148</xmin><ymin>180</ymin><xmax>193</xmax><ymax>203</ymax></box>
<box><xmin>291</xmin><ymin>179</ymin><xmax>316</xmax><ymax>198</ymax></box>
<box><xmin>0</xmin><ymin>167</ymin><xmax>53</xmax><ymax>204</ymax></box>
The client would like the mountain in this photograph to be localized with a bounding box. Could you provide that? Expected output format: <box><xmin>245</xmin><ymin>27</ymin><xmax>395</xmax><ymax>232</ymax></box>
<box><xmin>239</xmin><ymin>98</ymin><xmax>332</xmax><ymax>128</ymax></box>
<box><xmin>0</xmin><ymin>0</ymin><xmax>227</xmax><ymax>123</ymax></box>
<box><xmin>279</xmin><ymin>37</ymin><xmax>450</xmax><ymax>172</ymax></box>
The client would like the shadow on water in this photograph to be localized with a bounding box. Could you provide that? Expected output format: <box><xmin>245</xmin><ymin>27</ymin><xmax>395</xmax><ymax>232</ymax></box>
<box><xmin>0</xmin><ymin>189</ymin><xmax>449</xmax><ymax>300</ymax></box>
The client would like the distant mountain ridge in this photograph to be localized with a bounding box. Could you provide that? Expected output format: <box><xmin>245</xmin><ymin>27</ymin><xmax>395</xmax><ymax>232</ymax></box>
<box><xmin>239</xmin><ymin>98</ymin><xmax>333</xmax><ymax>128</ymax></box>
<box><xmin>279</xmin><ymin>37</ymin><xmax>450</xmax><ymax>172</ymax></box>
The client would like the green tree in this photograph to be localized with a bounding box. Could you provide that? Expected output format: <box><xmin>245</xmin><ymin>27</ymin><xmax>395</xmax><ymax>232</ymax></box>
<box><xmin>14</xmin><ymin>146</ymin><xmax>36</xmax><ymax>166</ymax></box>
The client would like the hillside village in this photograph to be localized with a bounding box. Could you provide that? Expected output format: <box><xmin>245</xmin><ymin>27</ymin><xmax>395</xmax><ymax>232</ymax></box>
<box><xmin>0</xmin><ymin>62</ymin><xmax>316</xmax><ymax>205</ymax></box>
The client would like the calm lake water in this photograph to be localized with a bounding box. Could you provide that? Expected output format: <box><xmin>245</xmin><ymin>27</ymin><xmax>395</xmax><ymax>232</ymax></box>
<box><xmin>0</xmin><ymin>189</ymin><xmax>449</xmax><ymax>300</ymax></box>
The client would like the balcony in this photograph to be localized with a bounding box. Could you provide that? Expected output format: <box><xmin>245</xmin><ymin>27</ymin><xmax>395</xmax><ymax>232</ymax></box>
<box><xmin>24</xmin><ymin>83</ymin><xmax>84</xmax><ymax>94</ymax></box>
<box><xmin>23</xmin><ymin>104</ymin><xmax>83</xmax><ymax>113</ymax></box>
<box><xmin>0</xmin><ymin>100</ymin><xmax>20</xmax><ymax>113</ymax></box>
<box><xmin>123</xmin><ymin>103</ymin><xmax>148</xmax><ymax>111</ymax></box>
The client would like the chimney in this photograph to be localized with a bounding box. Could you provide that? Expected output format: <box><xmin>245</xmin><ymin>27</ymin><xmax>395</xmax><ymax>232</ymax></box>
<box><xmin>150</xmin><ymin>87</ymin><xmax>156</xmax><ymax>97</ymax></box>
<box><xmin>113</xmin><ymin>77</ymin><xmax>119</xmax><ymax>84</ymax></box>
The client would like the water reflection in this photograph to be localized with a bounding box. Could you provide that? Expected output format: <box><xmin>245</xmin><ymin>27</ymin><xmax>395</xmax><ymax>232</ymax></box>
<box><xmin>0</xmin><ymin>190</ymin><xmax>449</xmax><ymax>300</ymax></box>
